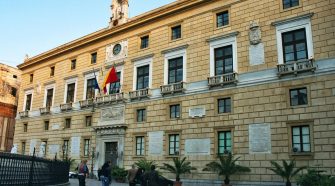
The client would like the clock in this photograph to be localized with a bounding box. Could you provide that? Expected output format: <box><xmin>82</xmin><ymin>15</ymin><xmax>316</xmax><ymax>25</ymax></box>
<box><xmin>113</xmin><ymin>44</ymin><xmax>122</xmax><ymax>56</ymax></box>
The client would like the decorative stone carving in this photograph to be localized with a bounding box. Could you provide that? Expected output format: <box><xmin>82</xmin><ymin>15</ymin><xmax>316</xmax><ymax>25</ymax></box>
<box><xmin>105</xmin><ymin>40</ymin><xmax>128</xmax><ymax>64</ymax></box>
<box><xmin>109</xmin><ymin>0</ymin><xmax>129</xmax><ymax>28</ymax></box>
<box><xmin>249</xmin><ymin>21</ymin><xmax>262</xmax><ymax>45</ymax></box>
<box><xmin>99</xmin><ymin>106</ymin><xmax>125</xmax><ymax>126</ymax></box>
<box><xmin>10</xmin><ymin>144</ymin><xmax>18</xmax><ymax>154</ymax></box>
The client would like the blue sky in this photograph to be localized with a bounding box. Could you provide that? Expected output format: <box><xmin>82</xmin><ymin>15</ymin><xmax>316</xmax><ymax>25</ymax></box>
<box><xmin>0</xmin><ymin>0</ymin><xmax>175</xmax><ymax>67</ymax></box>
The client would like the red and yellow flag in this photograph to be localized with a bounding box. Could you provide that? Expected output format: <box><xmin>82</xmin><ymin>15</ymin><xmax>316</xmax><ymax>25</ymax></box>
<box><xmin>102</xmin><ymin>66</ymin><xmax>119</xmax><ymax>94</ymax></box>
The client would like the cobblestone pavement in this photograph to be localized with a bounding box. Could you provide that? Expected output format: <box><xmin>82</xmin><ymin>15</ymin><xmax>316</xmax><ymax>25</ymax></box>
<box><xmin>69</xmin><ymin>178</ymin><xmax>128</xmax><ymax>186</ymax></box>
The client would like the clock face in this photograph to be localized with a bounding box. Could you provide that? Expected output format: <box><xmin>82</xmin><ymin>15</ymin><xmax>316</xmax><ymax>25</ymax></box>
<box><xmin>113</xmin><ymin>44</ymin><xmax>122</xmax><ymax>56</ymax></box>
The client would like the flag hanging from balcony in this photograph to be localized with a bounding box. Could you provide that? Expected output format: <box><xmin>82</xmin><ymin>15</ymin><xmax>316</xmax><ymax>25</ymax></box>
<box><xmin>103</xmin><ymin>66</ymin><xmax>119</xmax><ymax>94</ymax></box>
<box><xmin>94</xmin><ymin>77</ymin><xmax>100</xmax><ymax>92</ymax></box>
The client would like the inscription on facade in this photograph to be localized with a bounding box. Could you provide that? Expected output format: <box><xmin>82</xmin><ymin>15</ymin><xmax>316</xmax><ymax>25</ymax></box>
<box><xmin>148</xmin><ymin>131</ymin><xmax>163</xmax><ymax>155</ymax></box>
<box><xmin>189</xmin><ymin>107</ymin><xmax>206</xmax><ymax>118</ymax></box>
<box><xmin>185</xmin><ymin>138</ymin><xmax>210</xmax><ymax>155</ymax></box>
<box><xmin>249</xmin><ymin>123</ymin><xmax>272</xmax><ymax>153</ymax></box>
<box><xmin>71</xmin><ymin>136</ymin><xmax>80</xmax><ymax>157</ymax></box>
<box><xmin>51</xmin><ymin>124</ymin><xmax>60</xmax><ymax>130</ymax></box>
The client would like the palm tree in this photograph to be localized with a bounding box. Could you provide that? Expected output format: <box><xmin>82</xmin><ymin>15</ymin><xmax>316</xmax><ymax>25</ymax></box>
<box><xmin>135</xmin><ymin>158</ymin><xmax>157</xmax><ymax>172</ymax></box>
<box><xmin>202</xmin><ymin>153</ymin><xmax>250</xmax><ymax>185</ymax></box>
<box><xmin>268</xmin><ymin>160</ymin><xmax>306</xmax><ymax>186</ymax></box>
<box><xmin>161</xmin><ymin>157</ymin><xmax>196</xmax><ymax>182</ymax></box>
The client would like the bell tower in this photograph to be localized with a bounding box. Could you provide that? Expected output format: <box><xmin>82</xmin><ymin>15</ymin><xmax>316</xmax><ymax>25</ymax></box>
<box><xmin>109</xmin><ymin>0</ymin><xmax>129</xmax><ymax>28</ymax></box>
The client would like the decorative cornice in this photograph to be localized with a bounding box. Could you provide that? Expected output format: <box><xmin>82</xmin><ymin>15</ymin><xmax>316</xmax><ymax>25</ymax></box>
<box><xmin>161</xmin><ymin>44</ymin><xmax>189</xmax><ymax>54</ymax></box>
<box><xmin>131</xmin><ymin>53</ymin><xmax>154</xmax><ymax>62</ymax></box>
<box><xmin>43</xmin><ymin>80</ymin><xmax>56</xmax><ymax>86</ymax></box>
<box><xmin>271</xmin><ymin>13</ymin><xmax>314</xmax><ymax>26</ymax></box>
<box><xmin>83</xmin><ymin>69</ymin><xmax>100</xmax><ymax>76</ymax></box>
<box><xmin>206</xmin><ymin>31</ymin><xmax>240</xmax><ymax>43</ymax></box>
<box><xmin>64</xmin><ymin>75</ymin><xmax>78</xmax><ymax>80</ymax></box>
<box><xmin>23</xmin><ymin>87</ymin><xmax>34</xmax><ymax>91</ymax></box>
<box><xmin>17</xmin><ymin>0</ymin><xmax>212</xmax><ymax>70</ymax></box>
<box><xmin>105</xmin><ymin>61</ymin><xmax>125</xmax><ymax>69</ymax></box>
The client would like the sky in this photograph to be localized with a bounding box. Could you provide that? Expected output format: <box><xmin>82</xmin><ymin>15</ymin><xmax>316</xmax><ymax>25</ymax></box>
<box><xmin>0</xmin><ymin>0</ymin><xmax>175</xmax><ymax>67</ymax></box>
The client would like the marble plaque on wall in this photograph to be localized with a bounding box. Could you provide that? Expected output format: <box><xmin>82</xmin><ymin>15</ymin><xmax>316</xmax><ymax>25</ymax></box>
<box><xmin>71</xmin><ymin>136</ymin><xmax>81</xmax><ymax>157</ymax></box>
<box><xmin>249</xmin><ymin>123</ymin><xmax>271</xmax><ymax>153</ymax></box>
<box><xmin>148</xmin><ymin>131</ymin><xmax>163</xmax><ymax>155</ymax></box>
<box><xmin>185</xmin><ymin>138</ymin><xmax>210</xmax><ymax>155</ymax></box>
<box><xmin>189</xmin><ymin>107</ymin><xmax>206</xmax><ymax>118</ymax></box>
<box><xmin>29</xmin><ymin>139</ymin><xmax>37</xmax><ymax>155</ymax></box>
<box><xmin>99</xmin><ymin>106</ymin><xmax>125</xmax><ymax>126</ymax></box>
<box><xmin>51</xmin><ymin>124</ymin><xmax>60</xmax><ymax>130</ymax></box>
<box><xmin>249</xmin><ymin>43</ymin><xmax>265</xmax><ymax>66</ymax></box>
<box><xmin>49</xmin><ymin>144</ymin><xmax>60</xmax><ymax>155</ymax></box>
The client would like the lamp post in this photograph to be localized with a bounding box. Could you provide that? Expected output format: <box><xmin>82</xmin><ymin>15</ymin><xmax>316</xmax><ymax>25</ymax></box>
<box><xmin>90</xmin><ymin>147</ymin><xmax>95</xmax><ymax>178</ymax></box>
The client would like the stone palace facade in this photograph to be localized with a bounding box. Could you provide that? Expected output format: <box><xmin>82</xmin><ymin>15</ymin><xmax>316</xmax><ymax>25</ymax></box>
<box><xmin>13</xmin><ymin>0</ymin><xmax>335</xmax><ymax>184</ymax></box>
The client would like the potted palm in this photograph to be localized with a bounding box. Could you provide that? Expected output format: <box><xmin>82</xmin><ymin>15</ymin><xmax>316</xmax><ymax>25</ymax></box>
<box><xmin>161</xmin><ymin>157</ymin><xmax>196</xmax><ymax>186</ymax></box>
<box><xmin>135</xmin><ymin>158</ymin><xmax>157</xmax><ymax>172</ymax></box>
<box><xmin>268</xmin><ymin>160</ymin><xmax>306</xmax><ymax>186</ymax></box>
<box><xmin>203</xmin><ymin>153</ymin><xmax>250</xmax><ymax>186</ymax></box>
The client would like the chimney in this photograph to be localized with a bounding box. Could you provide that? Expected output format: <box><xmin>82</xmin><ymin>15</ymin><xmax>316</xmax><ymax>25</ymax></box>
<box><xmin>109</xmin><ymin>0</ymin><xmax>129</xmax><ymax>28</ymax></box>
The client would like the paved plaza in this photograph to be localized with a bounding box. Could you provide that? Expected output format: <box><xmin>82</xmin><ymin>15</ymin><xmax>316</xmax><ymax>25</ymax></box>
<box><xmin>69</xmin><ymin>178</ymin><xmax>128</xmax><ymax>186</ymax></box>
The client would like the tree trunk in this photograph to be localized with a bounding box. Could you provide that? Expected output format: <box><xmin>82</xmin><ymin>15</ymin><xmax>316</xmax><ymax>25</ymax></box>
<box><xmin>285</xmin><ymin>179</ymin><xmax>291</xmax><ymax>186</ymax></box>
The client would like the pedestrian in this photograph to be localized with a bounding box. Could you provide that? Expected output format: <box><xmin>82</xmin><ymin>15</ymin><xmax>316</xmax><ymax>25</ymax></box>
<box><xmin>100</xmin><ymin>161</ymin><xmax>112</xmax><ymax>186</ymax></box>
<box><xmin>77</xmin><ymin>160</ymin><xmax>89</xmax><ymax>186</ymax></box>
<box><xmin>134</xmin><ymin>168</ymin><xmax>144</xmax><ymax>186</ymax></box>
<box><xmin>145</xmin><ymin>165</ymin><xmax>160</xmax><ymax>186</ymax></box>
<box><xmin>127</xmin><ymin>164</ymin><xmax>138</xmax><ymax>186</ymax></box>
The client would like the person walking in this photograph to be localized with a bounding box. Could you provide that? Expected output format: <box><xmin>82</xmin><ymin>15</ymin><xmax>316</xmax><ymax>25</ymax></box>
<box><xmin>100</xmin><ymin>161</ymin><xmax>112</xmax><ymax>186</ymax></box>
<box><xmin>127</xmin><ymin>164</ymin><xmax>138</xmax><ymax>186</ymax></box>
<box><xmin>145</xmin><ymin>165</ymin><xmax>160</xmax><ymax>186</ymax></box>
<box><xmin>77</xmin><ymin>160</ymin><xmax>89</xmax><ymax>186</ymax></box>
<box><xmin>134</xmin><ymin>168</ymin><xmax>144</xmax><ymax>186</ymax></box>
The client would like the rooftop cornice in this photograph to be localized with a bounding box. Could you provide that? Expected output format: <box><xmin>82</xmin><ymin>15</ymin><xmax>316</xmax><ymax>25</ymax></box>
<box><xmin>18</xmin><ymin>0</ymin><xmax>211</xmax><ymax>70</ymax></box>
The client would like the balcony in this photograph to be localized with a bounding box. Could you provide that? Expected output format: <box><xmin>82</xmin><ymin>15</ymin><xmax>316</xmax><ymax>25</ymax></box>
<box><xmin>19</xmin><ymin>111</ymin><xmax>29</xmax><ymax>118</ymax></box>
<box><xmin>129</xmin><ymin>88</ymin><xmax>150</xmax><ymax>100</ymax></box>
<box><xmin>208</xmin><ymin>73</ymin><xmax>238</xmax><ymax>88</ymax></box>
<box><xmin>277</xmin><ymin>58</ymin><xmax>316</xmax><ymax>76</ymax></box>
<box><xmin>39</xmin><ymin>107</ymin><xmax>50</xmax><ymax>115</ymax></box>
<box><xmin>79</xmin><ymin>98</ymin><xmax>94</xmax><ymax>108</ymax></box>
<box><xmin>160</xmin><ymin>82</ymin><xmax>184</xmax><ymax>95</ymax></box>
<box><xmin>60</xmin><ymin>103</ymin><xmax>72</xmax><ymax>111</ymax></box>
<box><xmin>96</xmin><ymin>93</ymin><xmax>124</xmax><ymax>104</ymax></box>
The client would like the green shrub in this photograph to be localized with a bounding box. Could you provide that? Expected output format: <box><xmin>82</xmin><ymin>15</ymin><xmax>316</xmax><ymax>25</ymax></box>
<box><xmin>111</xmin><ymin>166</ymin><xmax>127</xmax><ymax>182</ymax></box>
<box><xmin>297</xmin><ymin>168</ymin><xmax>335</xmax><ymax>186</ymax></box>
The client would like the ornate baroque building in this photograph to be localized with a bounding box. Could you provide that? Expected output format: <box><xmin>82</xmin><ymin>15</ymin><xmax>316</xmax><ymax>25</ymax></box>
<box><xmin>0</xmin><ymin>63</ymin><xmax>21</xmax><ymax>152</ymax></box>
<box><xmin>14</xmin><ymin>0</ymin><xmax>335</xmax><ymax>185</ymax></box>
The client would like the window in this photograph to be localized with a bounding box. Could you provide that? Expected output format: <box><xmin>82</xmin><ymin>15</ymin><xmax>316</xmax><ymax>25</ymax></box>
<box><xmin>46</xmin><ymin>88</ymin><xmax>54</xmax><ymax>107</ymax></box>
<box><xmin>91</xmin><ymin>52</ymin><xmax>97</xmax><ymax>64</ymax></box>
<box><xmin>50</xmin><ymin>66</ymin><xmax>55</xmax><ymax>77</ymax></box>
<box><xmin>66</xmin><ymin>83</ymin><xmax>75</xmax><ymax>103</ymax></box>
<box><xmin>217</xmin><ymin>11</ymin><xmax>229</xmax><ymax>27</ymax></box>
<box><xmin>42</xmin><ymin>141</ymin><xmax>47</xmax><ymax>156</ymax></box>
<box><xmin>21</xmin><ymin>142</ymin><xmax>26</xmax><ymax>155</ymax></box>
<box><xmin>65</xmin><ymin>118</ymin><xmax>71</xmax><ymax>129</ymax></box>
<box><xmin>136</xmin><ymin>65</ymin><xmax>149</xmax><ymax>90</ymax></box>
<box><xmin>71</xmin><ymin>59</ymin><xmax>76</xmax><ymax>70</ymax></box>
<box><xmin>137</xmin><ymin>109</ymin><xmax>146</xmax><ymax>122</ymax></box>
<box><xmin>11</xmin><ymin>87</ymin><xmax>17</xmax><ymax>97</ymax></box>
<box><xmin>23</xmin><ymin>123</ymin><xmax>28</xmax><ymax>132</ymax></box>
<box><xmin>218</xmin><ymin>98</ymin><xmax>231</xmax><ymax>113</ymax></box>
<box><xmin>171</xmin><ymin>25</ymin><xmax>181</xmax><ymax>40</ymax></box>
<box><xmin>110</xmin><ymin>72</ymin><xmax>121</xmax><ymax>94</ymax></box>
<box><xmin>140</xmin><ymin>35</ymin><xmax>149</xmax><ymax>49</ymax></box>
<box><xmin>25</xmin><ymin>94</ymin><xmax>32</xmax><ymax>111</ymax></box>
<box><xmin>44</xmin><ymin>120</ymin><xmax>49</xmax><ymax>131</ymax></box>
<box><xmin>170</xmin><ymin>104</ymin><xmax>180</xmax><ymax>119</ymax></box>
<box><xmin>63</xmin><ymin>140</ymin><xmax>69</xmax><ymax>157</ymax></box>
<box><xmin>84</xmin><ymin>139</ymin><xmax>90</xmax><ymax>157</ymax></box>
<box><xmin>218</xmin><ymin>131</ymin><xmax>232</xmax><ymax>154</ymax></box>
<box><xmin>29</xmin><ymin>74</ymin><xmax>33</xmax><ymax>83</ymax></box>
<box><xmin>86</xmin><ymin>78</ymin><xmax>95</xmax><ymax>99</ymax></box>
<box><xmin>136</xmin><ymin>136</ymin><xmax>145</xmax><ymax>156</ymax></box>
<box><xmin>292</xmin><ymin>125</ymin><xmax>310</xmax><ymax>152</ymax></box>
<box><xmin>169</xmin><ymin>134</ymin><xmax>180</xmax><ymax>155</ymax></box>
<box><xmin>283</xmin><ymin>0</ymin><xmax>299</xmax><ymax>9</ymax></box>
<box><xmin>215</xmin><ymin>45</ymin><xmax>233</xmax><ymax>75</ymax></box>
<box><xmin>282</xmin><ymin>29</ymin><xmax>307</xmax><ymax>63</ymax></box>
<box><xmin>85</xmin><ymin>116</ymin><xmax>92</xmax><ymax>127</ymax></box>
<box><xmin>168</xmin><ymin>57</ymin><xmax>183</xmax><ymax>84</ymax></box>
<box><xmin>290</xmin><ymin>87</ymin><xmax>307</xmax><ymax>106</ymax></box>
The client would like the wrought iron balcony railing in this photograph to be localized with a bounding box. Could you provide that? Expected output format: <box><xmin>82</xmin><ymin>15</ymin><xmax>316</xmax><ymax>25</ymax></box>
<box><xmin>208</xmin><ymin>72</ymin><xmax>238</xmax><ymax>87</ymax></box>
<box><xmin>19</xmin><ymin>110</ymin><xmax>29</xmax><ymax>118</ymax></box>
<box><xmin>60</xmin><ymin>103</ymin><xmax>72</xmax><ymax>111</ymax></box>
<box><xmin>96</xmin><ymin>93</ymin><xmax>124</xmax><ymax>104</ymax></box>
<box><xmin>277</xmin><ymin>58</ymin><xmax>316</xmax><ymax>76</ymax></box>
<box><xmin>129</xmin><ymin>88</ymin><xmax>149</xmax><ymax>100</ymax></box>
<box><xmin>39</xmin><ymin>107</ymin><xmax>50</xmax><ymax>115</ymax></box>
<box><xmin>160</xmin><ymin>82</ymin><xmax>184</xmax><ymax>95</ymax></box>
<box><xmin>79</xmin><ymin>98</ymin><xmax>94</xmax><ymax>108</ymax></box>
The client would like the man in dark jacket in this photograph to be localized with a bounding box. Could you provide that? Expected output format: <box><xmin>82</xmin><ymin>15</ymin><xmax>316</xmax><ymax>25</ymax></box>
<box><xmin>100</xmin><ymin>161</ymin><xmax>112</xmax><ymax>186</ymax></box>
<box><xmin>77</xmin><ymin>160</ymin><xmax>89</xmax><ymax>186</ymax></box>
<box><xmin>145</xmin><ymin>165</ymin><xmax>160</xmax><ymax>186</ymax></box>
